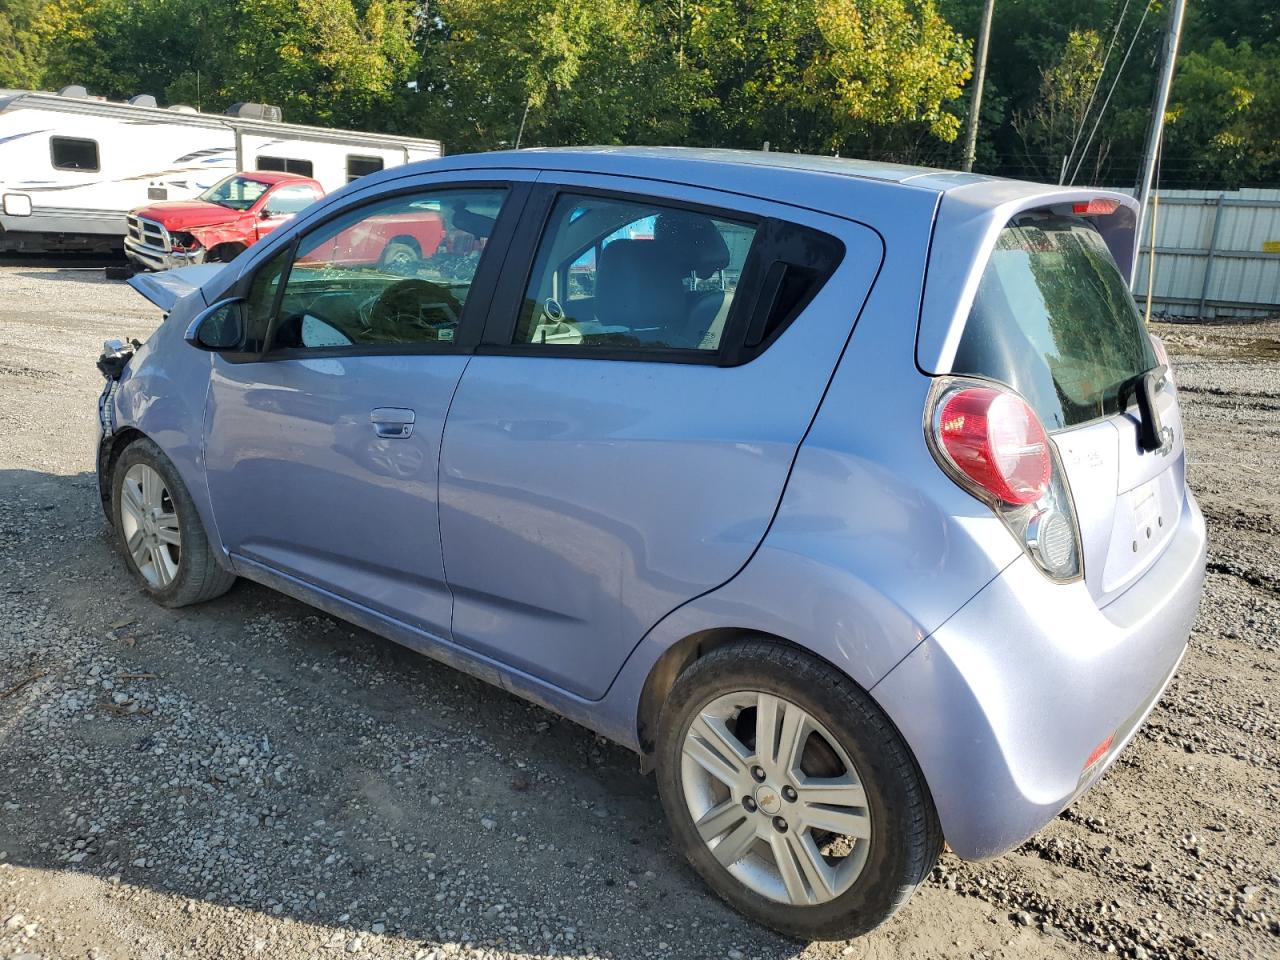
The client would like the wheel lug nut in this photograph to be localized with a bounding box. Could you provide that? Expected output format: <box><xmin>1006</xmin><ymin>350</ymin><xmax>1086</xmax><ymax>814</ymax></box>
<box><xmin>750</xmin><ymin>765</ymin><xmax>766</xmax><ymax>783</ymax></box>
<box><xmin>781</xmin><ymin>785</ymin><xmax>797</xmax><ymax>803</ymax></box>
<box><xmin>772</xmin><ymin>816</ymin><xmax>788</xmax><ymax>833</ymax></box>
<box><xmin>742</xmin><ymin>796</ymin><xmax>757</xmax><ymax>813</ymax></box>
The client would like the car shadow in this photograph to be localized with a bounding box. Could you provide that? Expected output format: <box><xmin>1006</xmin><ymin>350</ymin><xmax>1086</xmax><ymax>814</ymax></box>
<box><xmin>0</xmin><ymin>468</ymin><xmax>805</xmax><ymax>960</ymax></box>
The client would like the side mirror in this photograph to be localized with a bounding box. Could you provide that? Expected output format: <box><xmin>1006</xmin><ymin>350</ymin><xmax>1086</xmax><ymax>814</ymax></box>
<box><xmin>260</xmin><ymin>209</ymin><xmax>273</xmax><ymax>220</ymax></box>
<box><xmin>184</xmin><ymin>298</ymin><xmax>245</xmax><ymax>351</ymax></box>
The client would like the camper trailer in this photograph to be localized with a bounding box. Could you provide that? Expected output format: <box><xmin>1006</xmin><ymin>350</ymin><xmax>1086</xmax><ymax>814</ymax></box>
<box><xmin>0</xmin><ymin>87</ymin><xmax>442</xmax><ymax>254</ymax></box>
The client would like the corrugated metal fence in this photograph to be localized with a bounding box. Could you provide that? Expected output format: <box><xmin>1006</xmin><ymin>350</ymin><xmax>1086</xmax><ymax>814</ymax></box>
<box><xmin>1123</xmin><ymin>187</ymin><xmax>1280</xmax><ymax>319</ymax></box>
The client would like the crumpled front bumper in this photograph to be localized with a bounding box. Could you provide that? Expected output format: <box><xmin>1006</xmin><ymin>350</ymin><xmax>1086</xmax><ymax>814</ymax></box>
<box><xmin>872</xmin><ymin>489</ymin><xmax>1207</xmax><ymax>860</ymax></box>
<box><xmin>124</xmin><ymin>235</ymin><xmax>206</xmax><ymax>272</ymax></box>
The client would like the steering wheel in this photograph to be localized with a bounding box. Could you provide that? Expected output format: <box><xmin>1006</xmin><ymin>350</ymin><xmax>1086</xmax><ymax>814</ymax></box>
<box><xmin>365</xmin><ymin>279</ymin><xmax>462</xmax><ymax>342</ymax></box>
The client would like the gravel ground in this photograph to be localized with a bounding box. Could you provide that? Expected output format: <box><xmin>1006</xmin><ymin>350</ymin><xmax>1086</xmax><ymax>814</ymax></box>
<box><xmin>0</xmin><ymin>262</ymin><xmax>1276</xmax><ymax>960</ymax></box>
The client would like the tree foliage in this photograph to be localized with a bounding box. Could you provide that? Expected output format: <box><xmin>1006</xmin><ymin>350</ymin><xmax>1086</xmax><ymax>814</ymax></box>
<box><xmin>2</xmin><ymin>0</ymin><xmax>1278</xmax><ymax>187</ymax></box>
<box><xmin>27</xmin><ymin>0</ymin><xmax>418</xmax><ymax>129</ymax></box>
<box><xmin>1013</xmin><ymin>29</ymin><xmax>1107</xmax><ymax>182</ymax></box>
<box><xmin>940</xmin><ymin>0</ymin><xmax>1280</xmax><ymax>187</ymax></box>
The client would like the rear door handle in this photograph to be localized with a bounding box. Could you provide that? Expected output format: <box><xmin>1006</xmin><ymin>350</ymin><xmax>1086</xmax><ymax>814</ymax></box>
<box><xmin>370</xmin><ymin>407</ymin><xmax>415</xmax><ymax>439</ymax></box>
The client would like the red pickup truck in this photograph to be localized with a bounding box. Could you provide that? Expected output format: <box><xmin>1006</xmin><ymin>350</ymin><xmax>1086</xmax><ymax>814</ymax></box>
<box><xmin>125</xmin><ymin>171</ymin><xmax>450</xmax><ymax>275</ymax></box>
<box><xmin>125</xmin><ymin>171</ymin><xmax>324</xmax><ymax>271</ymax></box>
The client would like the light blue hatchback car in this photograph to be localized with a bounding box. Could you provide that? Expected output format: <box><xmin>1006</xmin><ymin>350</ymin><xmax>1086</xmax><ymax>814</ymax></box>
<box><xmin>98</xmin><ymin>147</ymin><xmax>1206</xmax><ymax>940</ymax></box>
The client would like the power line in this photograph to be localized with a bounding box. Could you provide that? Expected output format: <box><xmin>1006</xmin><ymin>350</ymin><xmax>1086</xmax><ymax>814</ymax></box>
<box><xmin>1063</xmin><ymin>0</ymin><xmax>1134</xmax><ymax>179</ymax></box>
<box><xmin>1068</xmin><ymin>0</ymin><xmax>1154</xmax><ymax>186</ymax></box>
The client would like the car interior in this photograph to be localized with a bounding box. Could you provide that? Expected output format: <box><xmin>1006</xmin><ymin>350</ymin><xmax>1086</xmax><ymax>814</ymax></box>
<box><xmin>517</xmin><ymin>197</ymin><xmax>756</xmax><ymax>351</ymax></box>
<box><xmin>268</xmin><ymin>191</ymin><xmax>504</xmax><ymax>350</ymax></box>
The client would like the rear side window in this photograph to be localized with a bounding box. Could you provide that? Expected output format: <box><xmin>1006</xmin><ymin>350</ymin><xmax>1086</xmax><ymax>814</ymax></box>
<box><xmin>51</xmin><ymin>136</ymin><xmax>99</xmax><ymax>171</ymax></box>
<box><xmin>515</xmin><ymin>194</ymin><xmax>757</xmax><ymax>352</ymax></box>
<box><xmin>263</xmin><ymin>185</ymin><xmax>319</xmax><ymax>216</ymax></box>
<box><xmin>256</xmin><ymin>156</ymin><xmax>314</xmax><ymax>177</ymax></box>
<box><xmin>511</xmin><ymin>192</ymin><xmax>843</xmax><ymax>360</ymax></box>
<box><xmin>952</xmin><ymin>215</ymin><xmax>1157</xmax><ymax>430</ymax></box>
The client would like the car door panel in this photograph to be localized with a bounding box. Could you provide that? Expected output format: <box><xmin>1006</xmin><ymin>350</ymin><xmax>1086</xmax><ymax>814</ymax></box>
<box><xmin>439</xmin><ymin>174</ymin><xmax>885</xmax><ymax>699</ymax></box>
<box><xmin>203</xmin><ymin>172</ymin><xmax>532</xmax><ymax>640</ymax></box>
<box><xmin>206</xmin><ymin>354</ymin><xmax>468</xmax><ymax>636</ymax></box>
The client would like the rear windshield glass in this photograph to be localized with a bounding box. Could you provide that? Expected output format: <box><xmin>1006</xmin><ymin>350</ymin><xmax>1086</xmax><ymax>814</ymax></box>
<box><xmin>952</xmin><ymin>214</ymin><xmax>1156</xmax><ymax>430</ymax></box>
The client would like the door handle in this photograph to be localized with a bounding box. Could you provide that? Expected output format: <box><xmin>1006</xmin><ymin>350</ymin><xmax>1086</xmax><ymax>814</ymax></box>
<box><xmin>370</xmin><ymin>407</ymin><xmax>415</xmax><ymax>439</ymax></box>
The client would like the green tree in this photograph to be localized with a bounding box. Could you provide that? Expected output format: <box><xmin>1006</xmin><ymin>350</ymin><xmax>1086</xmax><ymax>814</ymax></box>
<box><xmin>1164</xmin><ymin>39</ymin><xmax>1280</xmax><ymax>188</ymax></box>
<box><xmin>679</xmin><ymin>0</ymin><xmax>972</xmax><ymax>158</ymax></box>
<box><xmin>0</xmin><ymin>0</ymin><xmax>48</xmax><ymax>89</ymax></box>
<box><xmin>420</xmin><ymin>0</ymin><xmax>680</xmax><ymax>152</ymax></box>
<box><xmin>35</xmin><ymin>0</ymin><xmax>419</xmax><ymax>131</ymax></box>
<box><xmin>1012</xmin><ymin>29</ymin><xmax>1107</xmax><ymax>182</ymax></box>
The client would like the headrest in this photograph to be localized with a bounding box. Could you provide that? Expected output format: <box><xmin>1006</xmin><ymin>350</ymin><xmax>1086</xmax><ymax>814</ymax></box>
<box><xmin>655</xmin><ymin>212</ymin><xmax>731</xmax><ymax>279</ymax></box>
<box><xmin>595</xmin><ymin>239</ymin><xmax>687</xmax><ymax>332</ymax></box>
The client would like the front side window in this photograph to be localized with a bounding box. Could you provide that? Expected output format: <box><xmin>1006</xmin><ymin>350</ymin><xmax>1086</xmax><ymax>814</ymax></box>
<box><xmin>51</xmin><ymin>136</ymin><xmax>99</xmax><ymax>171</ymax></box>
<box><xmin>249</xmin><ymin>187</ymin><xmax>507</xmax><ymax>352</ymax></box>
<box><xmin>263</xmin><ymin>185</ymin><xmax>320</xmax><ymax>216</ymax></box>
<box><xmin>256</xmin><ymin>156</ymin><xmax>314</xmax><ymax>177</ymax></box>
<box><xmin>514</xmin><ymin>194</ymin><xmax>758</xmax><ymax>352</ymax></box>
<box><xmin>952</xmin><ymin>215</ymin><xmax>1157</xmax><ymax>429</ymax></box>
<box><xmin>198</xmin><ymin>175</ymin><xmax>271</xmax><ymax>211</ymax></box>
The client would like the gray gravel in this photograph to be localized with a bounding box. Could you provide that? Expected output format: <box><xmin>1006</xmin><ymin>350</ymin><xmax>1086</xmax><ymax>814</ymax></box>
<box><xmin>0</xmin><ymin>263</ymin><xmax>1277</xmax><ymax>960</ymax></box>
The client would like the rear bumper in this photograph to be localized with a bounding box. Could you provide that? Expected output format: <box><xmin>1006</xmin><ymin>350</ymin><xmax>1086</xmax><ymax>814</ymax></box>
<box><xmin>872</xmin><ymin>488</ymin><xmax>1207</xmax><ymax>860</ymax></box>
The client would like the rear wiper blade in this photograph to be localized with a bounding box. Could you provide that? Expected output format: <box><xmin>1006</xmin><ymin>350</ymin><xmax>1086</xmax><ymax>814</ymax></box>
<box><xmin>1119</xmin><ymin>365</ymin><xmax>1169</xmax><ymax>453</ymax></box>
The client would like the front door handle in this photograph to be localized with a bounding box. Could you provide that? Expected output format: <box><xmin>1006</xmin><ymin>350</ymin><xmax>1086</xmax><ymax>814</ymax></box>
<box><xmin>370</xmin><ymin>407</ymin><xmax>415</xmax><ymax>439</ymax></box>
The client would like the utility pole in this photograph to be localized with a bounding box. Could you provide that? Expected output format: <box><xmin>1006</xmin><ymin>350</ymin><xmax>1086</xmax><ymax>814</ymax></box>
<box><xmin>1132</xmin><ymin>0</ymin><xmax>1187</xmax><ymax>285</ymax></box>
<box><xmin>961</xmin><ymin>0</ymin><xmax>995</xmax><ymax>172</ymax></box>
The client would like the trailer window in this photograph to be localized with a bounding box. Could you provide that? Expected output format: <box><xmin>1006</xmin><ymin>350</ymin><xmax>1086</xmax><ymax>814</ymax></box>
<box><xmin>256</xmin><ymin>156</ymin><xmax>314</xmax><ymax>177</ymax></box>
<box><xmin>51</xmin><ymin>137</ymin><xmax>99</xmax><ymax>172</ymax></box>
<box><xmin>347</xmin><ymin>155</ymin><xmax>384</xmax><ymax>182</ymax></box>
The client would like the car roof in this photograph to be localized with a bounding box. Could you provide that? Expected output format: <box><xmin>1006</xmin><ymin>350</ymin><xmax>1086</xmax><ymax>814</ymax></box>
<box><xmin>425</xmin><ymin>146</ymin><xmax>1132</xmax><ymax>213</ymax></box>
<box><xmin>435</xmin><ymin>146</ymin><xmax>995</xmax><ymax>191</ymax></box>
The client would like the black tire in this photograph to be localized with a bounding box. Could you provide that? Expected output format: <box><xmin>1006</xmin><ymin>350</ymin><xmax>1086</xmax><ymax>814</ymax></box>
<box><xmin>111</xmin><ymin>437</ymin><xmax>236</xmax><ymax>608</ymax></box>
<box><xmin>655</xmin><ymin>640</ymin><xmax>942</xmax><ymax>941</ymax></box>
<box><xmin>379</xmin><ymin>239</ymin><xmax>421</xmax><ymax>275</ymax></box>
<box><xmin>206</xmin><ymin>242</ymin><xmax>246</xmax><ymax>264</ymax></box>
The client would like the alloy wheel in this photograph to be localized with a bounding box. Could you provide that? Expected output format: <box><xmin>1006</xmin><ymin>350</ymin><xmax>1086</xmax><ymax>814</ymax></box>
<box><xmin>680</xmin><ymin>690</ymin><xmax>872</xmax><ymax>906</ymax></box>
<box><xmin>119</xmin><ymin>463</ymin><xmax>181</xmax><ymax>588</ymax></box>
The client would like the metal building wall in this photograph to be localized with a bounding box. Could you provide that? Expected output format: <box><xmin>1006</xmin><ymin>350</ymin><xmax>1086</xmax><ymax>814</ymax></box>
<box><xmin>1124</xmin><ymin>188</ymin><xmax>1280</xmax><ymax>319</ymax></box>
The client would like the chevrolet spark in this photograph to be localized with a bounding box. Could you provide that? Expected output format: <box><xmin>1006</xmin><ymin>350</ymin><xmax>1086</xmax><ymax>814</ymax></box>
<box><xmin>97</xmin><ymin>148</ymin><xmax>1206</xmax><ymax>940</ymax></box>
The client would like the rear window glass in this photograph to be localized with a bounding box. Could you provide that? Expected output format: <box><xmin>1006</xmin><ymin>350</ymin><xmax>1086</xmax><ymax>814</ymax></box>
<box><xmin>952</xmin><ymin>214</ymin><xmax>1157</xmax><ymax>430</ymax></box>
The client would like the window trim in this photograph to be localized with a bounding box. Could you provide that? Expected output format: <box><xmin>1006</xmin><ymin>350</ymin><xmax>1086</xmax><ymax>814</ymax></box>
<box><xmin>50</xmin><ymin>136</ymin><xmax>100</xmax><ymax>172</ymax></box>
<box><xmin>477</xmin><ymin>183</ymin><xmax>845</xmax><ymax>367</ymax></box>
<box><xmin>218</xmin><ymin>179</ymin><xmax>529</xmax><ymax>363</ymax></box>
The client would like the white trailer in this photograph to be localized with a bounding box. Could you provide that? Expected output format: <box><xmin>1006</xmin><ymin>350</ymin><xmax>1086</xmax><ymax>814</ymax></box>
<box><xmin>0</xmin><ymin>88</ymin><xmax>442</xmax><ymax>253</ymax></box>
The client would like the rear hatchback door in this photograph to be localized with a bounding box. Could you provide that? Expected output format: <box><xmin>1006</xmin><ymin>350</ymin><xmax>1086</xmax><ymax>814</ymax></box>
<box><xmin>934</xmin><ymin>202</ymin><xmax>1185</xmax><ymax>605</ymax></box>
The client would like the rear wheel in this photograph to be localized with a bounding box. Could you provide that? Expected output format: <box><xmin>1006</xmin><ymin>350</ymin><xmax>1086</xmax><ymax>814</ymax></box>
<box><xmin>655</xmin><ymin>640</ymin><xmax>941</xmax><ymax>941</ymax></box>
<box><xmin>111</xmin><ymin>437</ymin><xmax>235</xmax><ymax>607</ymax></box>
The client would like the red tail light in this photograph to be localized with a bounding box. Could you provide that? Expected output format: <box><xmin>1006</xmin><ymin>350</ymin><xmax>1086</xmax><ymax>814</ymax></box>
<box><xmin>928</xmin><ymin>378</ymin><xmax>1083</xmax><ymax>582</ymax></box>
<box><xmin>936</xmin><ymin>387</ymin><xmax>1051</xmax><ymax>505</ymax></box>
<box><xmin>1072</xmin><ymin>198</ymin><xmax>1120</xmax><ymax>216</ymax></box>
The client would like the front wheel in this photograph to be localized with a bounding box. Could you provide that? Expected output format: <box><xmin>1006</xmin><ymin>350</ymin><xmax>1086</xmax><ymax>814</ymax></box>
<box><xmin>655</xmin><ymin>640</ymin><xmax>941</xmax><ymax>941</ymax></box>
<box><xmin>111</xmin><ymin>437</ymin><xmax>235</xmax><ymax>607</ymax></box>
